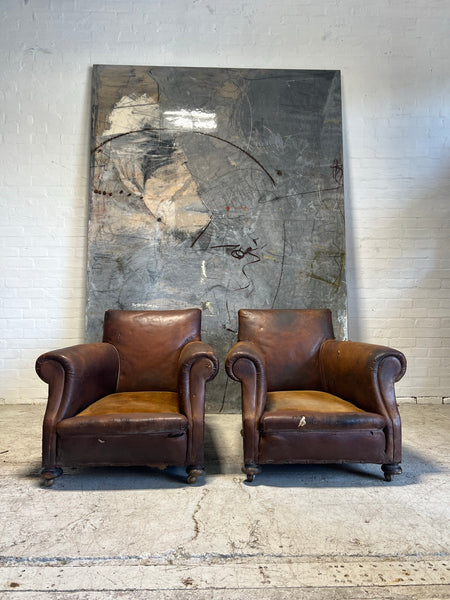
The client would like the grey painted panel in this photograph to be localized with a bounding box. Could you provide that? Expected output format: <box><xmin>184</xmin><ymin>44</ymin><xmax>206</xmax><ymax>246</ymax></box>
<box><xmin>87</xmin><ymin>65</ymin><xmax>347</xmax><ymax>412</ymax></box>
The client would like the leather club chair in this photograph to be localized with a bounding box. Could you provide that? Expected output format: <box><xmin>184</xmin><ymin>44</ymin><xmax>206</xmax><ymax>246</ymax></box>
<box><xmin>225</xmin><ymin>308</ymin><xmax>406</xmax><ymax>482</ymax></box>
<box><xmin>36</xmin><ymin>309</ymin><xmax>218</xmax><ymax>486</ymax></box>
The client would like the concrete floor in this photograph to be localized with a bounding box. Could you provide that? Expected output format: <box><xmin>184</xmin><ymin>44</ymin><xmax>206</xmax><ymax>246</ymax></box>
<box><xmin>0</xmin><ymin>404</ymin><xmax>449</xmax><ymax>599</ymax></box>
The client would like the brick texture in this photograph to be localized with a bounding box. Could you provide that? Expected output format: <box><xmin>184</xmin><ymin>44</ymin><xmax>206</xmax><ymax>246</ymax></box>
<box><xmin>0</xmin><ymin>0</ymin><xmax>449</xmax><ymax>403</ymax></box>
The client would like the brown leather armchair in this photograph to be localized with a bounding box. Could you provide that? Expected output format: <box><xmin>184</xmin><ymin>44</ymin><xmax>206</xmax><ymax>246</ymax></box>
<box><xmin>36</xmin><ymin>309</ymin><xmax>218</xmax><ymax>486</ymax></box>
<box><xmin>225</xmin><ymin>309</ymin><xmax>406</xmax><ymax>482</ymax></box>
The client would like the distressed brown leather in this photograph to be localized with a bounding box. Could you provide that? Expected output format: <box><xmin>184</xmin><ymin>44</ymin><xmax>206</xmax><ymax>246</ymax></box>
<box><xmin>259</xmin><ymin>430</ymin><xmax>387</xmax><ymax>464</ymax></box>
<box><xmin>103</xmin><ymin>309</ymin><xmax>201</xmax><ymax>393</ymax></box>
<box><xmin>58</xmin><ymin>392</ymin><xmax>187</xmax><ymax>435</ymax></box>
<box><xmin>37</xmin><ymin>309</ymin><xmax>218</xmax><ymax>482</ymax></box>
<box><xmin>320</xmin><ymin>339</ymin><xmax>406</xmax><ymax>463</ymax></box>
<box><xmin>262</xmin><ymin>391</ymin><xmax>387</xmax><ymax>432</ymax></box>
<box><xmin>238</xmin><ymin>308</ymin><xmax>334</xmax><ymax>391</ymax></box>
<box><xmin>57</xmin><ymin>411</ymin><xmax>188</xmax><ymax>436</ymax></box>
<box><xmin>226</xmin><ymin>308</ymin><xmax>406</xmax><ymax>478</ymax></box>
<box><xmin>77</xmin><ymin>391</ymin><xmax>181</xmax><ymax>416</ymax></box>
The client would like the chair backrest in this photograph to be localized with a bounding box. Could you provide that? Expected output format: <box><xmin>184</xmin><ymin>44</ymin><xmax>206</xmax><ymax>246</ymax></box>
<box><xmin>103</xmin><ymin>309</ymin><xmax>201</xmax><ymax>392</ymax></box>
<box><xmin>238</xmin><ymin>308</ymin><xmax>335</xmax><ymax>391</ymax></box>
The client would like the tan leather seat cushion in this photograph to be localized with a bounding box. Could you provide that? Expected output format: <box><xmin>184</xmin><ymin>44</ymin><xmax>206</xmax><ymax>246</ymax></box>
<box><xmin>78</xmin><ymin>391</ymin><xmax>181</xmax><ymax>415</ymax></box>
<box><xmin>261</xmin><ymin>390</ymin><xmax>386</xmax><ymax>432</ymax></box>
<box><xmin>57</xmin><ymin>391</ymin><xmax>187</xmax><ymax>436</ymax></box>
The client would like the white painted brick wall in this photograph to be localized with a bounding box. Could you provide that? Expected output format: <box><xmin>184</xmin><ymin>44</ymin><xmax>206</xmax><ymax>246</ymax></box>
<box><xmin>0</xmin><ymin>0</ymin><xmax>449</xmax><ymax>403</ymax></box>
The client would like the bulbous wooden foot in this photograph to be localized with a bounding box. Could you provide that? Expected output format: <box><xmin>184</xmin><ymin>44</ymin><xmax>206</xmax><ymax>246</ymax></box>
<box><xmin>242</xmin><ymin>464</ymin><xmax>261</xmax><ymax>482</ymax></box>
<box><xmin>382</xmin><ymin>463</ymin><xmax>402</xmax><ymax>482</ymax></box>
<box><xmin>41</xmin><ymin>467</ymin><xmax>63</xmax><ymax>487</ymax></box>
<box><xmin>186</xmin><ymin>466</ymin><xmax>205</xmax><ymax>484</ymax></box>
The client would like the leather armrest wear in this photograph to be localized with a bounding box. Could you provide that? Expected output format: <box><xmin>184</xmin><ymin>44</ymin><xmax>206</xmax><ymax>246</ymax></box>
<box><xmin>226</xmin><ymin>340</ymin><xmax>267</xmax><ymax>465</ymax></box>
<box><xmin>320</xmin><ymin>339</ymin><xmax>406</xmax><ymax>462</ymax></box>
<box><xmin>178</xmin><ymin>341</ymin><xmax>219</xmax><ymax>385</ymax></box>
<box><xmin>177</xmin><ymin>340</ymin><xmax>219</xmax><ymax>466</ymax></box>
<box><xmin>225</xmin><ymin>340</ymin><xmax>267</xmax><ymax>415</ymax></box>
<box><xmin>225</xmin><ymin>340</ymin><xmax>266</xmax><ymax>383</ymax></box>
<box><xmin>36</xmin><ymin>343</ymin><xmax>120</xmax><ymax>424</ymax></box>
<box><xmin>319</xmin><ymin>339</ymin><xmax>406</xmax><ymax>414</ymax></box>
<box><xmin>177</xmin><ymin>340</ymin><xmax>219</xmax><ymax>418</ymax></box>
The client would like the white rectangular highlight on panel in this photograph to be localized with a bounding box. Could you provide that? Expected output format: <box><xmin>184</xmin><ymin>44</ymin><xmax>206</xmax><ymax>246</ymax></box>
<box><xmin>163</xmin><ymin>110</ymin><xmax>217</xmax><ymax>131</ymax></box>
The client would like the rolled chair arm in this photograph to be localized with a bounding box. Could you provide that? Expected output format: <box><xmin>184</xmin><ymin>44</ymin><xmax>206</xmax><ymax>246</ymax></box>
<box><xmin>320</xmin><ymin>339</ymin><xmax>406</xmax><ymax>462</ymax></box>
<box><xmin>178</xmin><ymin>341</ymin><xmax>219</xmax><ymax>417</ymax></box>
<box><xmin>37</xmin><ymin>342</ymin><xmax>120</xmax><ymax>471</ymax></box>
<box><xmin>36</xmin><ymin>343</ymin><xmax>120</xmax><ymax>424</ymax></box>
<box><xmin>177</xmin><ymin>341</ymin><xmax>219</xmax><ymax>466</ymax></box>
<box><xmin>178</xmin><ymin>341</ymin><xmax>219</xmax><ymax>386</ymax></box>
<box><xmin>320</xmin><ymin>339</ymin><xmax>406</xmax><ymax>412</ymax></box>
<box><xmin>225</xmin><ymin>340</ymin><xmax>267</xmax><ymax>417</ymax></box>
<box><xmin>225</xmin><ymin>340</ymin><xmax>267</xmax><ymax>466</ymax></box>
<box><xmin>225</xmin><ymin>340</ymin><xmax>266</xmax><ymax>384</ymax></box>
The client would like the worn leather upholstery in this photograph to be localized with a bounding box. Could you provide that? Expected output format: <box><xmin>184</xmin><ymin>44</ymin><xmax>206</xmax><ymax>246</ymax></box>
<box><xmin>37</xmin><ymin>309</ymin><xmax>218</xmax><ymax>485</ymax></box>
<box><xmin>226</xmin><ymin>309</ymin><xmax>406</xmax><ymax>481</ymax></box>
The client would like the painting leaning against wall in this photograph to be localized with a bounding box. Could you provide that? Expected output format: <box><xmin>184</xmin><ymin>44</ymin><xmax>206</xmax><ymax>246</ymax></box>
<box><xmin>86</xmin><ymin>65</ymin><xmax>347</xmax><ymax>412</ymax></box>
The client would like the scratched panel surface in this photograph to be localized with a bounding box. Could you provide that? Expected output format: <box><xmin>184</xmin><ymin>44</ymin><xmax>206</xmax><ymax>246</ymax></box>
<box><xmin>87</xmin><ymin>65</ymin><xmax>347</xmax><ymax>412</ymax></box>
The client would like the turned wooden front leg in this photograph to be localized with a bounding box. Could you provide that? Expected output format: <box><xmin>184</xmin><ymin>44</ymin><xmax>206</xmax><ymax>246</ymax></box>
<box><xmin>41</xmin><ymin>467</ymin><xmax>63</xmax><ymax>487</ymax></box>
<box><xmin>242</xmin><ymin>464</ymin><xmax>261</xmax><ymax>482</ymax></box>
<box><xmin>382</xmin><ymin>463</ymin><xmax>402</xmax><ymax>482</ymax></box>
<box><xmin>186</xmin><ymin>465</ymin><xmax>206</xmax><ymax>484</ymax></box>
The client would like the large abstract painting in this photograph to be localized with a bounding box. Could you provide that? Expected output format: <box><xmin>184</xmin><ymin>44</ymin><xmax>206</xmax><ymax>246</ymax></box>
<box><xmin>87</xmin><ymin>65</ymin><xmax>347</xmax><ymax>412</ymax></box>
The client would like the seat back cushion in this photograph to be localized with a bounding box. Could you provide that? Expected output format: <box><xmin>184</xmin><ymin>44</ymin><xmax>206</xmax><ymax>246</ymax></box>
<box><xmin>103</xmin><ymin>309</ymin><xmax>201</xmax><ymax>392</ymax></box>
<box><xmin>238</xmin><ymin>309</ymin><xmax>334</xmax><ymax>391</ymax></box>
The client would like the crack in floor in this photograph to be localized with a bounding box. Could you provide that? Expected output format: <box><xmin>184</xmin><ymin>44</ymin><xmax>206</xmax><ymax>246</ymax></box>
<box><xmin>191</xmin><ymin>489</ymin><xmax>210</xmax><ymax>542</ymax></box>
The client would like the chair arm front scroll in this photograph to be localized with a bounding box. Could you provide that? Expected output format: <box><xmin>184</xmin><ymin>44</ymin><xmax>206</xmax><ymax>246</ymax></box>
<box><xmin>225</xmin><ymin>341</ymin><xmax>267</xmax><ymax>466</ymax></box>
<box><xmin>36</xmin><ymin>343</ymin><xmax>120</xmax><ymax>469</ymax></box>
<box><xmin>319</xmin><ymin>339</ymin><xmax>406</xmax><ymax>462</ymax></box>
<box><xmin>178</xmin><ymin>341</ymin><xmax>219</xmax><ymax>465</ymax></box>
